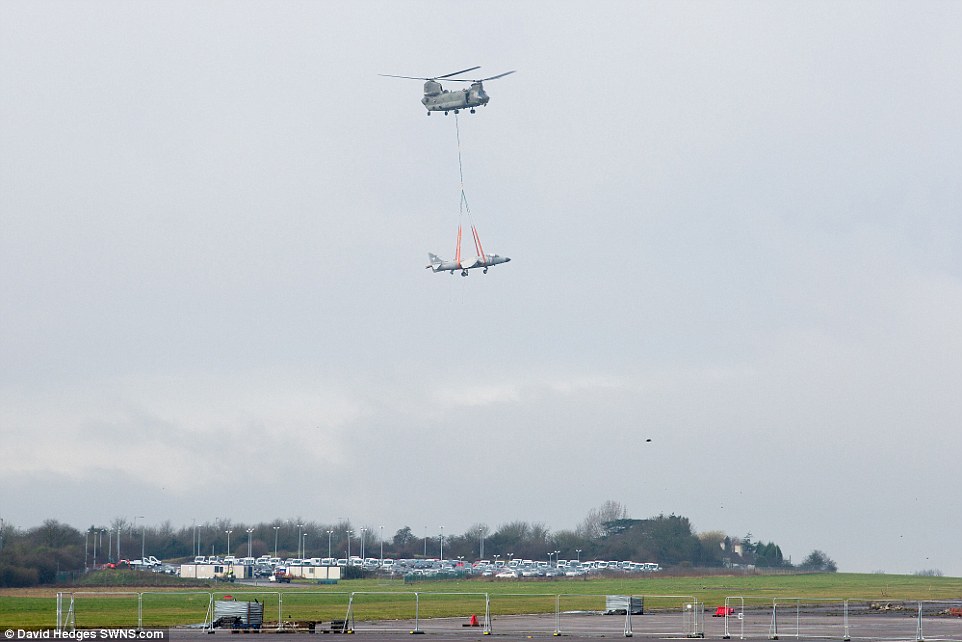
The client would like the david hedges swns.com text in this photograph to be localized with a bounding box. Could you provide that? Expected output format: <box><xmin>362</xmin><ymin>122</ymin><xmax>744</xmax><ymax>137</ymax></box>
<box><xmin>5</xmin><ymin>631</ymin><xmax>167</xmax><ymax>640</ymax></box>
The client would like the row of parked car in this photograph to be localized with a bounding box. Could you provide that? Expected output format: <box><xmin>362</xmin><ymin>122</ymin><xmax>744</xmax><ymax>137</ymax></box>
<box><xmin>409</xmin><ymin>559</ymin><xmax>663</xmax><ymax>579</ymax></box>
<box><xmin>187</xmin><ymin>555</ymin><xmax>661</xmax><ymax>580</ymax></box>
<box><xmin>192</xmin><ymin>554</ymin><xmax>390</xmax><ymax>569</ymax></box>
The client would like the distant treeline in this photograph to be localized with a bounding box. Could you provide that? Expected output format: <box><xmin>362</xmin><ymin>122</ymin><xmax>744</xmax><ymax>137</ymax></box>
<box><xmin>0</xmin><ymin>502</ymin><xmax>836</xmax><ymax>587</ymax></box>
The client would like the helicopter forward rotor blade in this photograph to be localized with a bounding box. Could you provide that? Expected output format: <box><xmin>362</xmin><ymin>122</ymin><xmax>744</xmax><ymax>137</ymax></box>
<box><xmin>378</xmin><ymin>74</ymin><xmax>433</xmax><ymax>80</ymax></box>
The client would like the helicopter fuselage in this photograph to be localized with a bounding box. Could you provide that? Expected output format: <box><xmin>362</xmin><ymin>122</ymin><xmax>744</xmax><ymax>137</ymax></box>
<box><xmin>422</xmin><ymin>80</ymin><xmax>489</xmax><ymax>114</ymax></box>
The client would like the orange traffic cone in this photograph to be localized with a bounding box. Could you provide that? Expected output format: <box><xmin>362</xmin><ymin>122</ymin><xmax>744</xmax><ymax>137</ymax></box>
<box><xmin>469</xmin><ymin>615</ymin><xmax>480</xmax><ymax>627</ymax></box>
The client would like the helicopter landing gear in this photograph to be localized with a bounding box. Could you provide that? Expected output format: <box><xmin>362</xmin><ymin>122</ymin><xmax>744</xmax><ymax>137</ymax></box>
<box><xmin>461</xmin><ymin>270</ymin><xmax>468</xmax><ymax>277</ymax></box>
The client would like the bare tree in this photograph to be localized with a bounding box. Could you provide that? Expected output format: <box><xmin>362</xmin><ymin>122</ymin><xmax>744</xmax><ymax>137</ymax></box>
<box><xmin>577</xmin><ymin>500</ymin><xmax>627</xmax><ymax>539</ymax></box>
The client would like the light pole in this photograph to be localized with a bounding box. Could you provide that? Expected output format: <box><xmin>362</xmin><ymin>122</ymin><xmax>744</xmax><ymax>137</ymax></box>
<box><xmin>479</xmin><ymin>528</ymin><xmax>484</xmax><ymax>560</ymax></box>
<box><xmin>360</xmin><ymin>528</ymin><xmax>367</xmax><ymax>560</ymax></box>
<box><xmin>140</xmin><ymin>522</ymin><xmax>146</xmax><ymax>561</ymax></box>
<box><xmin>107</xmin><ymin>529</ymin><xmax>113</xmax><ymax>563</ymax></box>
<box><xmin>439</xmin><ymin>526</ymin><xmax>444</xmax><ymax>562</ymax></box>
<box><xmin>302</xmin><ymin>532</ymin><xmax>308</xmax><ymax>558</ymax></box>
<box><xmin>554</xmin><ymin>551</ymin><xmax>560</xmax><ymax>567</ymax></box>
<box><xmin>326</xmin><ymin>530</ymin><xmax>334</xmax><ymax>559</ymax></box>
<box><xmin>273</xmin><ymin>526</ymin><xmax>280</xmax><ymax>558</ymax></box>
<box><xmin>133</xmin><ymin>516</ymin><xmax>144</xmax><ymax>562</ymax></box>
<box><xmin>575</xmin><ymin>549</ymin><xmax>582</xmax><ymax>563</ymax></box>
<box><xmin>379</xmin><ymin>526</ymin><xmax>384</xmax><ymax>562</ymax></box>
<box><xmin>247</xmin><ymin>528</ymin><xmax>254</xmax><ymax>558</ymax></box>
<box><xmin>493</xmin><ymin>554</ymin><xmax>500</xmax><ymax>567</ymax></box>
<box><xmin>297</xmin><ymin>524</ymin><xmax>303</xmax><ymax>559</ymax></box>
<box><xmin>346</xmin><ymin>530</ymin><xmax>354</xmax><ymax>559</ymax></box>
<box><xmin>225</xmin><ymin>530</ymin><xmax>233</xmax><ymax>557</ymax></box>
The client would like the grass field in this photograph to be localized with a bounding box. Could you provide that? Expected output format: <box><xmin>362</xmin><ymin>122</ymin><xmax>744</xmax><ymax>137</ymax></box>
<box><xmin>2</xmin><ymin>573</ymin><xmax>961</xmax><ymax>630</ymax></box>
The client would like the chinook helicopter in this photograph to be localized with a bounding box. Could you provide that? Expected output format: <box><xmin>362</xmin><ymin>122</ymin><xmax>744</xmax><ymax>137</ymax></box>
<box><xmin>380</xmin><ymin>66</ymin><xmax>515</xmax><ymax>115</ymax></box>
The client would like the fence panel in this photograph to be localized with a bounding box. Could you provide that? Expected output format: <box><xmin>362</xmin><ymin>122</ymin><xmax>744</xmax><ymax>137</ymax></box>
<box><xmin>140</xmin><ymin>591</ymin><xmax>211</xmax><ymax>630</ymax></box>
<box><xmin>489</xmin><ymin>593</ymin><xmax>558</xmax><ymax>636</ymax></box>
<box><xmin>268</xmin><ymin>590</ymin><xmax>351</xmax><ymax>631</ymax></box>
<box><xmin>769</xmin><ymin>598</ymin><xmax>848</xmax><ymax>640</ymax></box>
<box><xmin>555</xmin><ymin>593</ymin><xmax>638</xmax><ymax>637</ymax></box>
<box><xmin>718</xmin><ymin>595</ymin><xmax>781</xmax><ymax>639</ymax></box>
<box><xmin>59</xmin><ymin>592</ymin><xmax>140</xmax><ymax>630</ymax></box>
<box><xmin>634</xmin><ymin>595</ymin><xmax>699</xmax><ymax>637</ymax></box>
<box><xmin>343</xmin><ymin>591</ymin><xmax>418</xmax><ymax>633</ymax></box>
<box><xmin>919</xmin><ymin>599</ymin><xmax>962</xmax><ymax>642</ymax></box>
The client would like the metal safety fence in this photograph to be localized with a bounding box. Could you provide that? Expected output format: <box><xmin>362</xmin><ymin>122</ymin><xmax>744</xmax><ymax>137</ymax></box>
<box><xmin>54</xmin><ymin>591</ymin><xmax>962</xmax><ymax>639</ymax></box>
<box><xmin>716</xmin><ymin>597</ymin><xmax>962</xmax><ymax>642</ymax></box>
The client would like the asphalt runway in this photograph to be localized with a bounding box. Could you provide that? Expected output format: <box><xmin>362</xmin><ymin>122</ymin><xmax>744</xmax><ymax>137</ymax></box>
<box><xmin>166</xmin><ymin>610</ymin><xmax>962</xmax><ymax>641</ymax></box>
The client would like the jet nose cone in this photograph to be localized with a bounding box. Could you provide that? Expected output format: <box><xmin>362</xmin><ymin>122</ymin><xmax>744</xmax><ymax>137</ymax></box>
<box><xmin>505</xmin><ymin>257</ymin><xmax>511</xmax><ymax>262</ymax></box>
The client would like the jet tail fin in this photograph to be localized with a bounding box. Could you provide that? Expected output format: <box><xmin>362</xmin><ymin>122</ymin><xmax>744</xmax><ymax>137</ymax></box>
<box><xmin>426</xmin><ymin>252</ymin><xmax>443</xmax><ymax>270</ymax></box>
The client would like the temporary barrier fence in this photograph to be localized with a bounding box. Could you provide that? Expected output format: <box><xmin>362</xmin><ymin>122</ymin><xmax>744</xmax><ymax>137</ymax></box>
<box><xmin>55</xmin><ymin>591</ymin><xmax>962</xmax><ymax>639</ymax></box>
<box><xmin>343</xmin><ymin>591</ymin><xmax>490</xmax><ymax>634</ymax></box>
<box><xmin>268</xmin><ymin>590</ymin><xmax>350</xmax><ymax>630</ymax></box>
<box><xmin>842</xmin><ymin>599</ymin><xmax>962</xmax><ymax>642</ymax></box>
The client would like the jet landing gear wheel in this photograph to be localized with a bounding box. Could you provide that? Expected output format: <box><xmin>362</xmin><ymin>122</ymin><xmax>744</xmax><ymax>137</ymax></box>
<box><xmin>483</xmin><ymin>267</ymin><xmax>488</xmax><ymax>274</ymax></box>
<box><xmin>461</xmin><ymin>270</ymin><xmax>469</xmax><ymax>277</ymax></box>
<box><xmin>470</xmin><ymin>108</ymin><xmax>476</xmax><ymax>114</ymax></box>
<box><xmin>454</xmin><ymin>109</ymin><xmax>460</xmax><ymax>114</ymax></box>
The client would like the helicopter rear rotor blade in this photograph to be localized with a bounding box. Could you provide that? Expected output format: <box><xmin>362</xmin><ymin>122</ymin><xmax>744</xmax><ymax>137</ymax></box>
<box><xmin>434</xmin><ymin>66</ymin><xmax>481</xmax><ymax>79</ymax></box>
<box><xmin>445</xmin><ymin>70</ymin><xmax>516</xmax><ymax>82</ymax></box>
<box><xmin>480</xmin><ymin>70</ymin><xmax>515</xmax><ymax>81</ymax></box>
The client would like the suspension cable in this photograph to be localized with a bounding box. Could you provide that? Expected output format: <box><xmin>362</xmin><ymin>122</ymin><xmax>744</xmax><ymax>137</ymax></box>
<box><xmin>455</xmin><ymin>114</ymin><xmax>472</xmax><ymax>223</ymax></box>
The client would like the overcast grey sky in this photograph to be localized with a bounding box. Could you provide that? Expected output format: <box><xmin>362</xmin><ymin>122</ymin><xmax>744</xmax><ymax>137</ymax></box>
<box><xmin>2</xmin><ymin>1</ymin><xmax>960</xmax><ymax>576</ymax></box>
